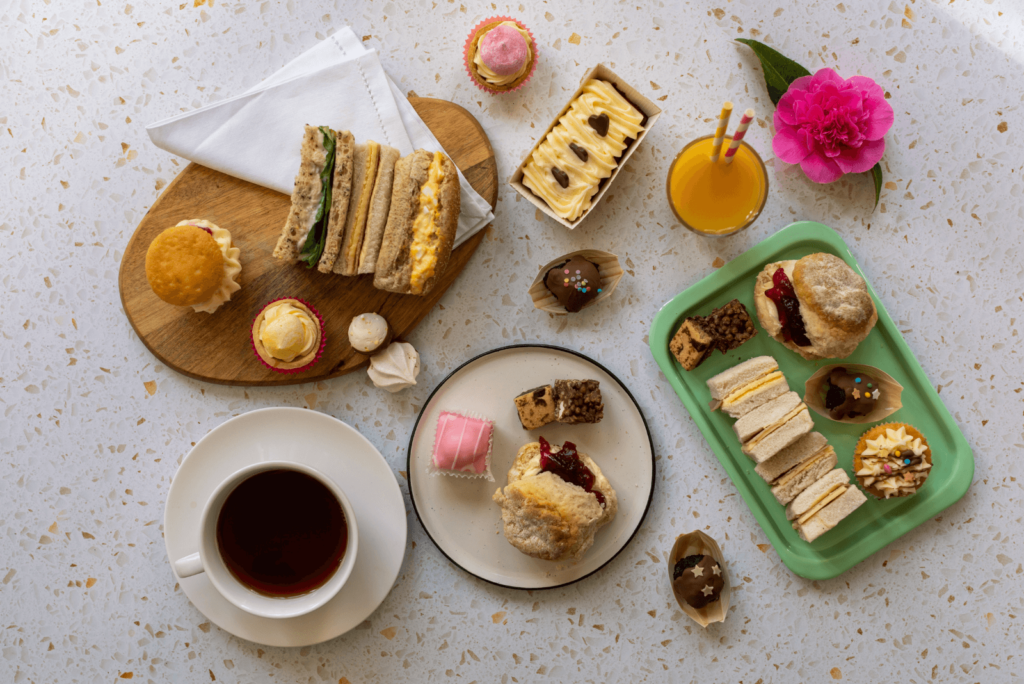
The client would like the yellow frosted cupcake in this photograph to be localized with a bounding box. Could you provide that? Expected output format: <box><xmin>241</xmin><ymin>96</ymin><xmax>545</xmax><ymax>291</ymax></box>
<box><xmin>251</xmin><ymin>298</ymin><xmax>325</xmax><ymax>373</ymax></box>
<box><xmin>853</xmin><ymin>422</ymin><xmax>932</xmax><ymax>499</ymax></box>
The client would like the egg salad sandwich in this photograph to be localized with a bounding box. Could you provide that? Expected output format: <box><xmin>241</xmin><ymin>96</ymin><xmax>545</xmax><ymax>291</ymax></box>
<box><xmin>785</xmin><ymin>468</ymin><xmax>866</xmax><ymax>543</ymax></box>
<box><xmin>706</xmin><ymin>356</ymin><xmax>789</xmax><ymax>418</ymax></box>
<box><xmin>734</xmin><ymin>391</ymin><xmax>814</xmax><ymax>463</ymax></box>
<box><xmin>374</xmin><ymin>149</ymin><xmax>460</xmax><ymax>297</ymax></box>
<box><xmin>754</xmin><ymin>432</ymin><xmax>837</xmax><ymax>505</ymax></box>
<box><xmin>336</xmin><ymin>141</ymin><xmax>401</xmax><ymax>276</ymax></box>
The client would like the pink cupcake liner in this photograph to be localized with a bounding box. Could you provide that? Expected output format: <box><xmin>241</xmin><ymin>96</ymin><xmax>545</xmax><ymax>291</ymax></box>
<box><xmin>463</xmin><ymin>16</ymin><xmax>538</xmax><ymax>95</ymax></box>
<box><xmin>250</xmin><ymin>297</ymin><xmax>327</xmax><ymax>374</ymax></box>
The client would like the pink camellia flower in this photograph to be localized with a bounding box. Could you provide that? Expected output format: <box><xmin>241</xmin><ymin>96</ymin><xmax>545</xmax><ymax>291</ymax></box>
<box><xmin>772</xmin><ymin>68</ymin><xmax>894</xmax><ymax>184</ymax></box>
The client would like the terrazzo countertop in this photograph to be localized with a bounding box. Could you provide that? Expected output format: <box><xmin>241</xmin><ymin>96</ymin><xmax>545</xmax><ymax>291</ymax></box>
<box><xmin>2</xmin><ymin>1</ymin><xmax>1023</xmax><ymax>682</ymax></box>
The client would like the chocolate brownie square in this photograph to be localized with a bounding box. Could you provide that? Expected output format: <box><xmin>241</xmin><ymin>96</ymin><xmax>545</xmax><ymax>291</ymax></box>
<box><xmin>553</xmin><ymin>379</ymin><xmax>604</xmax><ymax>424</ymax></box>
<box><xmin>706</xmin><ymin>299</ymin><xmax>757</xmax><ymax>353</ymax></box>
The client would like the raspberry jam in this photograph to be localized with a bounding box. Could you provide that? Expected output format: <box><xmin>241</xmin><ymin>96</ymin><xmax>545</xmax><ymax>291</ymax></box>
<box><xmin>538</xmin><ymin>437</ymin><xmax>605</xmax><ymax>506</ymax></box>
<box><xmin>764</xmin><ymin>267</ymin><xmax>811</xmax><ymax>347</ymax></box>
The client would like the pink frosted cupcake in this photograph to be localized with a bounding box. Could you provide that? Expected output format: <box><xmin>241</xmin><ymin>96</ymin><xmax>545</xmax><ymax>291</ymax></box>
<box><xmin>251</xmin><ymin>297</ymin><xmax>326</xmax><ymax>374</ymax></box>
<box><xmin>463</xmin><ymin>16</ymin><xmax>538</xmax><ymax>94</ymax></box>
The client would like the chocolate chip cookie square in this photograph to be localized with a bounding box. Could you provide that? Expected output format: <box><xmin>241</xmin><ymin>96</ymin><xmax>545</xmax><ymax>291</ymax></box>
<box><xmin>670</xmin><ymin>316</ymin><xmax>716</xmax><ymax>371</ymax></box>
<box><xmin>514</xmin><ymin>385</ymin><xmax>557</xmax><ymax>430</ymax></box>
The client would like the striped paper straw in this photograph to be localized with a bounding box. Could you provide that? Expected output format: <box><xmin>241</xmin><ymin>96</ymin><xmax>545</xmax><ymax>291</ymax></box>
<box><xmin>709</xmin><ymin>101</ymin><xmax>734</xmax><ymax>163</ymax></box>
<box><xmin>723</xmin><ymin>109</ymin><xmax>755</xmax><ymax>164</ymax></box>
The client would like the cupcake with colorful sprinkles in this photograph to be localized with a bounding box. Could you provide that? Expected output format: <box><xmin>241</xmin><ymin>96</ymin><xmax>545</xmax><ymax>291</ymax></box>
<box><xmin>853</xmin><ymin>422</ymin><xmax>932</xmax><ymax>499</ymax></box>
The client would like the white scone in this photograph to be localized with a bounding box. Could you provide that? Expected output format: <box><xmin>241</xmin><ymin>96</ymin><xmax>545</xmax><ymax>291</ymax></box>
<box><xmin>492</xmin><ymin>441</ymin><xmax>618</xmax><ymax>562</ymax></box>
<box><xmin>753</xmin><ymin>253</ymin><xmax>877</xmax><ymax>360</ymax></box>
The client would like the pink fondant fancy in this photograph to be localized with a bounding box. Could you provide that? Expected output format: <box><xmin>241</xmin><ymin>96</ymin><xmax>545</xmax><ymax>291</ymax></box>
<box><xmin>478</xmin><ymin>24</ymin><xmax>528</xmax><ymax>76</ymax></box>
<box><xmin>432</xmin><ymin>411</ymin><xmax>493</xmax><ymax>474</ymax></box>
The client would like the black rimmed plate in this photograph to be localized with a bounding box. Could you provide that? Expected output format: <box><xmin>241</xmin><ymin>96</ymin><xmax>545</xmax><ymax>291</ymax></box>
<box><xmin>408</xmin><ymin>345</ymin><xmax>656</xmax><ymax>589</ymax></box>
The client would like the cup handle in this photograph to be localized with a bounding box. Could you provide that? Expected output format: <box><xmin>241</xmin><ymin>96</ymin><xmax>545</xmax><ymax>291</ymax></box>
<box><xmin>173</xmin><ymin>552</ymin><xmax>204</xmax><ymax>579</ymax></box>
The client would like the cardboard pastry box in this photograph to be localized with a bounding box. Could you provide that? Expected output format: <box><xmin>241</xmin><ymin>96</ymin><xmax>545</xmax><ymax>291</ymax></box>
<box><xmin>509</xmin><ymin>63</ymin><xmax>663</xmax><ymax>229</ymax></box>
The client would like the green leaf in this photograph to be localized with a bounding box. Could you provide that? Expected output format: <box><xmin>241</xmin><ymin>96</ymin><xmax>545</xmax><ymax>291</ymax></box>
<box><xmin>736</xmin><ymin>39</ymin><xmax>811</xmax><ymax>106</ymax></box>
<box><xmin>870</xmin><ymin>162</ymin><xmax>883</xmax><ymax>209</ymax></box>
<box><xmin>298</xmin><ymin>127</ymin><xmax>337</xmax><ymax>269</ymax></box>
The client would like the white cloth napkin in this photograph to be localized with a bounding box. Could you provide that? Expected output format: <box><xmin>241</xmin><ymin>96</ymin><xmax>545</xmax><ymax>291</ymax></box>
<box><xmin>146</xmin><ymin>27</ymin><xmax>493</xmax><ymax>248</ymax></box>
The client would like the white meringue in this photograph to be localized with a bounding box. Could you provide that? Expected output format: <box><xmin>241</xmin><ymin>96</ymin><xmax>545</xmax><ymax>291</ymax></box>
<box><xmin>367</xmin><ymin>341</ymin><xmax>420</xmax><ymax>393</ymax></box>
<box><xmin>348</xmin><ymin>313</ymin><xmax>391</xmax><ymax>354</ymax></box>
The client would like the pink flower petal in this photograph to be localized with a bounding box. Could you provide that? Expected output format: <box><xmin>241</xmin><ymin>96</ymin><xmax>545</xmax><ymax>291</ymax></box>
<box><xmin>861</xmin><ymin>97</ymin><xmax>895</xmax><ymax>140</ymax></box>
<box><xmin>832</xmin><ymin>89</ymin><xmax>862</xmax><ymax>110</ymax></box>
<box><xmin>846</xmin><ymin>75</ymin><xmax>885</xmax><ymax>100</ymax></box>
<box><xmin>805</xmin><ymin>102</ymin><xmax>825</xmax><ymax>123</ymax></box>
<box><xmin>800</xmin><ymin>152</ymin><xmax>845</xmax><ymax>183</ymax></box>
<box><xmin>834</xmin><ymin>137</ymin><xmax>886</xmax><ymax>174</ymax></box>
<box><xmin>809</xmin><ymin>68</ymin><xmax>843</xmax><ymax>89</ymax></box>
<box><xmin>786</xmin><ymin>73</ymin><xmax>815</xmax><ymax>94</ymax></box>
<box><xmin>776</xmin><ymin>93</ymin><xmax>800</xmax><ymax>126</ymax></box>
<box><xmin>773</xmin><ymin>126</ymin><xmax>810</xmax><ymax>163</ymax></box>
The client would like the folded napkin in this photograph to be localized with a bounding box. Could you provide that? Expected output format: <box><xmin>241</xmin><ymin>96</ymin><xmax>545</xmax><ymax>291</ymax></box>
<box><xmin>147</xmin><ymin>27</ymin><xmax>493</xmax><ymax>248</ymax></box>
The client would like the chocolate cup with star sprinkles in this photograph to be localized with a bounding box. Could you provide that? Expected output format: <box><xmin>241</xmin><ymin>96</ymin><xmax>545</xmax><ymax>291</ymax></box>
<box><xmin>529</xmin><ymin>250</ymin><xmax>624</xmax><ymax>315</ymax></box>
<box><xmin>804</xmin><ymin>363</ymin><xmax>904</xmax><ymax>425</ymax></box>
<box><xmin>668</xmin><ymin>530</ymin><xmax>731</xmax><ymax>627</ymax></box>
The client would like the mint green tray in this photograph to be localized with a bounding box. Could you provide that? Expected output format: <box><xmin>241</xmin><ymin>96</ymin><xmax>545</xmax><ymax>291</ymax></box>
<box><xmin>649</xmin><ymin>221</ymin><xmax>974</xmax><ymax>580</ymax></box>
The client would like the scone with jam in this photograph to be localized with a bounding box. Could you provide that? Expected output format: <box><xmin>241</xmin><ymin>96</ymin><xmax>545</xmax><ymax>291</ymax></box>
<box><xmin>492</xmin><ymin>438</ymin><xmax>617</xmax><ymax>562</ymax></box>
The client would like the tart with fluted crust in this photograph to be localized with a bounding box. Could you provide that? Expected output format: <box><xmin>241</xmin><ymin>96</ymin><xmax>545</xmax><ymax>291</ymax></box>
<box><xmin>853</xmin><ymin>422</ymin><xmax>932</xmax><ymax>499</ymax></box>
<box><xmin>251</xmin><ymin>298</ymin><xmax>325</xmax><ymax>373</ymax></box>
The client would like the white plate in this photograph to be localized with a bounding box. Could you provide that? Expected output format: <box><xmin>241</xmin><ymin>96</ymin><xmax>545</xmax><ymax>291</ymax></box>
<box><xmin>164</xmin><ymin>408</ymin><xmax>406</xmax><ymax>647</ymax></box>
<box><xmin>408</xmin><ymin>345</ymin><xmax>655</xmax><ymax>589</ymax></box>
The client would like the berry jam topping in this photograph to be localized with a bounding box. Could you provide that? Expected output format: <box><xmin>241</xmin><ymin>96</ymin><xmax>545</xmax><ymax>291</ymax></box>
<box><xmin>538</xmin><ymin>437</ymin><xmax>605</xmax><ymax>506</ymax></box>
<box><xmin>764</xmin><ymin>267</ymin><xmax>811</xmax><ymax>347</ymax></box>
<box><xmin>187</xmin><ymin>223</ymin><xmax>214</xmax><ymax>236</ymax></box>
<box><xmin>672</xmin><ymin>553</ymin><xmax>705</xmax><ymax>581</ymax></box>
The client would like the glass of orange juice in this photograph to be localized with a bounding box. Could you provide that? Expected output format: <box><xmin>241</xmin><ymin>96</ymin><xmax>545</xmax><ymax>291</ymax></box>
<box><xmin>666</xmin><ymin>134</ymin><xmax>769</xmax><ymax>237</ymax></box>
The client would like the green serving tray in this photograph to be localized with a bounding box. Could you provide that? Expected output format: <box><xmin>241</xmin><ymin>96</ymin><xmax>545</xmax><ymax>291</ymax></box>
<box><xmin>649</xmin><ymin>221</ymin><xmax>974</xmax><ymax>580</ymax></box>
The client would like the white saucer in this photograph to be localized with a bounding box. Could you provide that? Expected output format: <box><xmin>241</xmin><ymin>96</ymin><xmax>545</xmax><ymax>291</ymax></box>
<box><xmin>164</xmin><ymin>408</ymin><xmax>406</xmax><ymax>647</ymax></box>
<box><xmin>408</xmin><ymin>345</ymin><xmax>655</xmax><ymax>589</ymax></box>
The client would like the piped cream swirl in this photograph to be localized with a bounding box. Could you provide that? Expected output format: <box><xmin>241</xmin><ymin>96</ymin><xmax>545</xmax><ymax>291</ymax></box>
<box><xmin>522</xmin><ymin>79</ymin><xmax>644</xmax><ymax>221</ymax></box>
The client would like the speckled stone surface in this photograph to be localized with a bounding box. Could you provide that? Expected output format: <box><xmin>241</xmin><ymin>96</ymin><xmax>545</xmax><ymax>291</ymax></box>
<box><xmin>2</xmin><ymin>1</ymin><xmax>1022</xmax><ymax>682</ymax></box>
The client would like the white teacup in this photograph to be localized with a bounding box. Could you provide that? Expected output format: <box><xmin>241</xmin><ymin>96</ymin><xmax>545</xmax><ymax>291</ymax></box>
<box><xmin>172</xmin><ymin>461</ymin><xmax>358</xmax><ymax>619</ymax></box>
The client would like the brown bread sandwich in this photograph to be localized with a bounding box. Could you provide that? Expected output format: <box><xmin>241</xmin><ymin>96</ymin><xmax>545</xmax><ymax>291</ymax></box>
<box><xmin>374</xmin><ymin>150</ymin><xmax>460</xmax><ymax>296</ymax></box>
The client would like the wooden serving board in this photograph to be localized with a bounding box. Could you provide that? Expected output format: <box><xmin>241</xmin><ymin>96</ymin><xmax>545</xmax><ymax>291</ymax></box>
<box><xmin>119</xmin><ymin>97</ymin><xmax>497</xmax><ymax>386</ymax></box>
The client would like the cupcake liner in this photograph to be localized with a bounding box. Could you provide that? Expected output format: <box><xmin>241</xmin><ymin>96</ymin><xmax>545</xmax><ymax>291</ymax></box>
<box><xmin>463</xmin><ymin>16</ymin><xmax>538</xmax><ymax>94</ymax></box>
<box><xmin>426</xmin><ymin>410</ymin><xmax>495</xmax><ymax>481</ymax></box>
<box><xmin>529</xmin><ymin>250</ymin><xmax>623</xmax><ymax>315</ymax></box>
<box><xmin>251</xmin><ymin>297</ymin><xmax>326</xmax><ymax>374</ymax></box>
<box><xmin>804</xmin><ymin>364</ymin><xmax>903</xmax><ymax>424</ymax></box>
<box><xmin>668</xmin><ymin>530</ymin><xmax>731</xmax><ymax>628</ymax></box>
<box><xmin>853</xmin><ymin>422</ymin><xmax>932</xmax><ymax>499</ymax></box>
